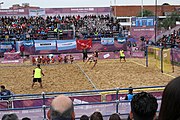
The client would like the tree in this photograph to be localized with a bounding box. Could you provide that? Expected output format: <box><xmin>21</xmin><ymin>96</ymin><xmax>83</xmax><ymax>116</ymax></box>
<box><xmin>137</xmin><ymin>10</ymin><xmax>154</xmax><ymax>17</ymax></box>
<box><xmin>162</xmin><ymin>3</ymin><xmax>170</xmax><ymax>6</ymax></box>
<box><xmin>158</xmin><ymin>11</ymin><xmax>180</xmax><ymax>29</ymax></box>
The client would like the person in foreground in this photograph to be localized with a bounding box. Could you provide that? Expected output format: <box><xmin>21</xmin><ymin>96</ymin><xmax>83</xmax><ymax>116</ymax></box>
<box><xmin>124</xmin><ymin>87</ymin><xmax>134</xmax><ymax>101</ymax></box>
<box><xmin>158</xmin><ymin>76</ymin><xmax>180</xmax><ymax>120</ymax></box>
<box><xmin>0</xmin><ymin>85</ymin><xmax>12</xmax><ymax>100</ymax></box>
<box><xmin>90</xmin><ymin>111</ymin><xmax>103</xmax><ymax>120</ymax></box>
<box><xmin>109</xmin><ymin>113</ymin><xmax>121</xmax><ymax>120</ymax></box>
<box><xmin>129</xmin><ymin>92</ymin><xmax>158</xmax><ymax>120</ymax></box>
<box><xmin>47</xmin><ymin>95</ymin><xmax>75</xmax><ymax>120</ymax></box>
<box><xmin>80</xmin><ymin>115</ymin><xmax>89</xmax><ymax>120</ymax></box>
<box><xmin>2</xmin><ymin>113</ymin><xmax>18</xmax><ymax>120</ymax></box>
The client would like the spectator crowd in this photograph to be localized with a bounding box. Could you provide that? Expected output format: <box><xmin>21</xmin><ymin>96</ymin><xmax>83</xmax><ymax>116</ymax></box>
<box><xmin>0</xmin><ymin>15</ymin><xmax>122</xmax><ymax>41</ymax></box>
<box><xmin>156</xmin><ymin>29</ymin><xmax>180</xmax><ymax>48</ymax></box>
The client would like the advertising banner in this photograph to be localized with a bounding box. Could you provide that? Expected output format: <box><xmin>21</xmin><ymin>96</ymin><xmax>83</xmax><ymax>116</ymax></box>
<box><xmin>57</xmin><ymin>39</ymin><xmax>76</xmax><ymax>51</ymax></box>
<box><xmin>131</xmin><ymin>51</ymin><xmax>145</xmax><ymax>58</ymax></box>
<box><xmin>34</xmin><ymin>40</ymin><xmax>56</xmax><ymax>51</ymax></box>
<box><xmin>23</xmin><ymin>40</ymin><xmax>34</xmax><ymax>47</ymax></box>
<box><xmin>0</xmin><ymin>41</ymin><xmax>14</xmax><ymax>50</ymax></box>
<box><xmin>76</xmin><ymin>39</ymin><xmax>92</xmax><ymax>50</ymax></box>
<box><xmin>172</xmin><ymin>48</ymin><xmax>180</xmax><ymax>63</ymax></box>
<box><xmin>29</xmin><ymin>9</ymin><xmax>46</xmax><ymax>16</ymax></box>
<box><xmin>117</xmin><ymin>37</ymin><xmax>126</xmax><ymax>44</ymax></box>
<box><xmin>101</xmin><ymin>37</ymin><xmax>114</xmax><ymax>45</ymax></box>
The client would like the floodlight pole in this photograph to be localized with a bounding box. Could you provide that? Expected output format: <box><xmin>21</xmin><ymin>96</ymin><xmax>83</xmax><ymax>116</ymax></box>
<box><xmin>141</xmin><ymin>0</ymin><xmax>144</xmax><ymax>17</ymax></box>
<box><xmin>0</xmin><ymin>2</ymin><xmax>4</xmax><ymax>9</ymax></box>
<box><xmin>155</xmin><ymin>0</ymin><xmax>157</xmax><ymax>44</ymax></box>
<box><xmin>114</xmin><ymin>0</ymin><xmax>117</xmax><ymax>17</ymax></box>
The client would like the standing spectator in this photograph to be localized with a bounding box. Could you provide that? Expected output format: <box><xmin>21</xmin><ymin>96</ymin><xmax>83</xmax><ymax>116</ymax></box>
<box><xmin>109</xmin><ymin>113</ymin><xmax>121</xmax><ymax>120</ymax></box>
<box><xmin>124</xmin><ymin>87</ymin><xmax>134</xmax><ymax>101</ymax></box>
<box><xmin>90</xmin><ymin>112</ymin><xmax>103</xmax><ymax>120</ymax></box>
<box><xmin>47</xmin><ymin>95</ymin><xmax>75</xmax><ymax>120</ymax></box>
<box><xmin>129</xmin><ymin>92</ymin><xmax>158</xmax><ymax>120</ymax></box>
<box><xmin>20</xmin><ymin>44</ymin><xmax>25</xmax><ymax>57</ymax></box>
<box><xmin>32</xmin><ymin>64</ymin><xmax>45</xmax><ymax>88</ymax></box>
<box><xmin>0</xmin><ymin>85</ymin><xmax>12</xmax><ymax>100</ymax></box>
<box><xmin>159</xmin><ymin>76</ymin><xmax>180</xmax><ymax>120</ymax></box>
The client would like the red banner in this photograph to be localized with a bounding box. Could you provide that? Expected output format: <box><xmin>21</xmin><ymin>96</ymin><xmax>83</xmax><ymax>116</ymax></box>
<box><xmin>76</xmin><ymin>39</ymin><xmax>92</xmax><ymax>50</ymax></box>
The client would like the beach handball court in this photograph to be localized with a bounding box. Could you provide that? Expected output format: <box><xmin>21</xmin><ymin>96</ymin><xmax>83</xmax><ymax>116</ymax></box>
<box><xmin>0</xmin><ymin>57</ymin><xmax>179</xmax><ymax>94</ymax></box>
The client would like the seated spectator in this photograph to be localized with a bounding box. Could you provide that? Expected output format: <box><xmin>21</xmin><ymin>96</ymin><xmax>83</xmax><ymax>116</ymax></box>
<box><xmin>70</xmin><ymin>55</ymin><xmax>74</xmax><ymax>64</ymax></box>
<box><xmin>32</xmin><ymin>57</ymin><xmax>36</xmax><ymax>65</ymax></box>
<box><xmin>90</xmin><ymin>111</ymin><xmax>103</xmax><ymax>120</ymax></box>
<box><xmin>159</xmin><ymin>76</ymin><xmax>180</xmax><ymax>120</ymax></box>
<box><xmin>41</xmin><ymin>56</ymin><xmax>46</xmax><ymax>65</ymax></box>
<box><xmin>58</xmin><ymin>55</ymin><xmax>63</xmax><ymax>63</ymax></box>
<box><xmin>124</xmin><ymin>87</ymin><xmax>134</xmax><ymax>101</ymax></box>
<box><xmin>10</xmin><ymin>48</ymin><xmax>15</xmax><ymax>53</ymax></box>
<box><xmin>0</xmin><ymin>85</ymin><xmax>12</xmax><ymax>100</ymax></box>
<box><xmin>47</xmin><ymin>95</ymin><xmax>75</xmax><ymax>120</ymax></box>
<box><xmin>64</xmin><ymin>55</ymin><xmax>68</xmax><ymax>63</ymax></box>
<box><xmin>2</xmin><ymin>113</ymin><xmax>18</xmax><ymax>120</ymax></box>
<box><xmin>109</xmin><ymin>113</ymin><xmax>121</xmax><ymax>120</ymax></box>
<box><xmin>80</xmin><ymin>115</ymin><xmax>89</xmax><ymax>120</ymax></box>
<box><xmin>129</xmin><ymin>92</ymin><xmax>158</xmax><ymax>120</ymax></box>
<box><xmin>51</xmin><ymin>56</ymin><xmax>55</xmax><ymax>63</ymax></box>
<box><xmin>37</xmin><ymin>56</ymin><xmax>41</xmax><ymax>64</ymax></box>
<box><xmin>46</xmin><ymin>56</ymin><xmax>50</xmax><ymax>64</ymax></box>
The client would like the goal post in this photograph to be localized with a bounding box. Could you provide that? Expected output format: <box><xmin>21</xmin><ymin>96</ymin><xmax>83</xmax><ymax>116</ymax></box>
<box><xmin>147</xmin><ymin>46</ymin><xmax>173</xmax><ymax>73</ymax></box>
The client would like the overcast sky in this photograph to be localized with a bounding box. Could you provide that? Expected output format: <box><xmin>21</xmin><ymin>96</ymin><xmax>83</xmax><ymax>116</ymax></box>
<box><xmin>1</xmin><ymin>0</ymin><xmax>180</xmax><ymax>9</ymax></box>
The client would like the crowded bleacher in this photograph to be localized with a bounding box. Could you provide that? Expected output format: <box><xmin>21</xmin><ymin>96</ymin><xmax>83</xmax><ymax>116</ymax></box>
<box><xmin>156</xmin><ymin>29</ymin><xmax>180</xmax><ymax>48</ymax></box>
<box><xmin>0</xmin><ymin>15</ymin><xmax>123</xmax><ymax>41</ymax></box>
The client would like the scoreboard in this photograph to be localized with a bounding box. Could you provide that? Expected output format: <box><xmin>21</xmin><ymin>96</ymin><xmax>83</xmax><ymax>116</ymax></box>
<box><xmin>131</xmin><ymin>17</ymin><xmax>155</xmax><ymax>27</ymax></box>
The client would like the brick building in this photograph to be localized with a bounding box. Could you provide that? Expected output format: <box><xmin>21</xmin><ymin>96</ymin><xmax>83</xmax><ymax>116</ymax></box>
<box><xmin>112</xmin><ymin>5</ymin><xmax>180</xmax><ymax>17</ymax></box>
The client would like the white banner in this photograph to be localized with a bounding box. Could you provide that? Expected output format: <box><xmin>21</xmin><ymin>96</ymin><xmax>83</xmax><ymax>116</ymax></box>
<box><xmin>34</xmin><ymin>40</ymin><xmax>56</xmax><ymax>51</ymax></box>
<box><xmin>0</xmin><ymin>45</ymin><xmax>12</xmax><ymax>49</ymax></box>
<box><xmin>35</xmin><ymin>42</ymin><xmax>56</xmax><ymax>47</ymax></box>
<box><xmin>57</xmin><ymin>41</ymin><xmax>76</xmax><ymax>47</ymax></box>
<box><xmin>29</xmin><ymin>9</ymin><xmax>45</xmax><ymax>16</ymax></box>
<box><xmin>103</xmin><ymin>53</ymin><xmax>110</xmax><ymax>59</ymax></box>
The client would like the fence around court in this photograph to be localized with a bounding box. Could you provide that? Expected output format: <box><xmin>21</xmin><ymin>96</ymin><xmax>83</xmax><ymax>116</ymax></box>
<box><xmin>0</xmin><ymin>86</ymin><xmax>164</xmax><ymax>120</ymax></box>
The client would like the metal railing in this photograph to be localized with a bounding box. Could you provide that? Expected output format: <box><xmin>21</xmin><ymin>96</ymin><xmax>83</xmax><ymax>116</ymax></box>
<box><xmin>0</xmin><ymin>86</ymin><xmax>165</xmax><ymax>120</ymax></box>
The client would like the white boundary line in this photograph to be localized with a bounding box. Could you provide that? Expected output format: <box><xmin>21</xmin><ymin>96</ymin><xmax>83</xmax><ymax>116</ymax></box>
<box><xmin>129</xmin><ymin>60</ymin><xmax>146</xmax><ymax>67</ymax></box>
<box><xmin>162</xmin><ymin>73</ymin><xmax>176</xmax><ymax>78</ymax></box>
<box><xmin>129</xmin><ymin>59</ymin><xmax>176</xmax><ymax>78</ymax></box>
<box><xmin>74</xmin><ymin>63</ymin><xmax>98</xmax><ymax>90</ymax></box>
